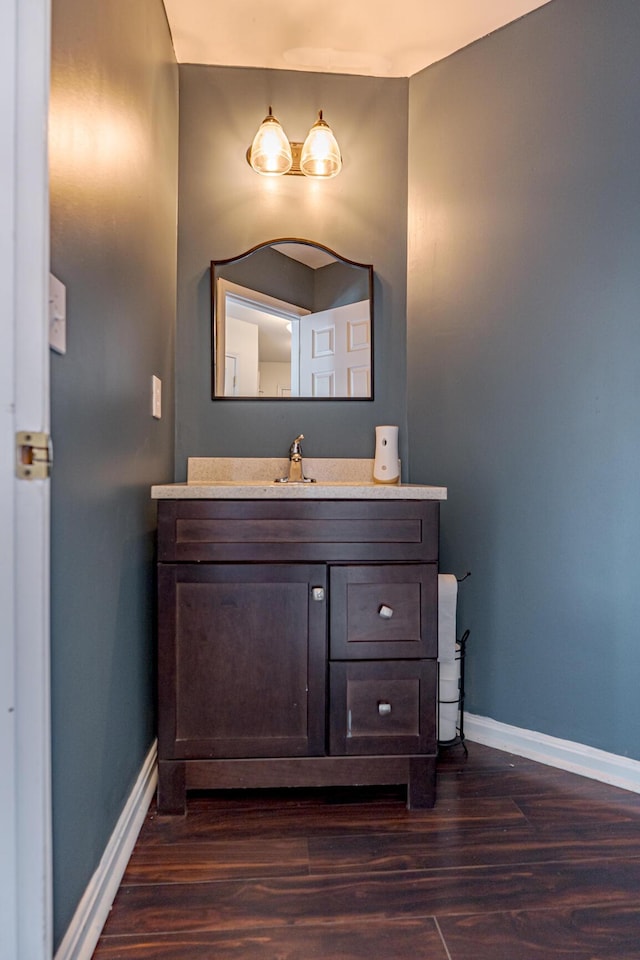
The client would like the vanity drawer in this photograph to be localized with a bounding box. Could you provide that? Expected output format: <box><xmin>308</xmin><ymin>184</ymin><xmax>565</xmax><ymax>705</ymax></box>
<box><xmin>329</xmin><ymin>660</ymin><xmax>436</xmax><ymax>756</ymax></box>
<box><xmin>330</xmin><ymin>564</ymin><xmax>437</xmax><ymax>659</ymax></box>
<box><xmin>158</xmin><ymin>500</ymin><xmax>439</xmax><ymax>563</ymax></box>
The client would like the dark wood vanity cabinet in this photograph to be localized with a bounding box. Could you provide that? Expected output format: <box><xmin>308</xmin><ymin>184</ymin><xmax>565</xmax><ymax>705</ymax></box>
<box><xmin>156</xmin><ymin>498</ymin><xmax>440</xmax><ymax>813</ymax></box>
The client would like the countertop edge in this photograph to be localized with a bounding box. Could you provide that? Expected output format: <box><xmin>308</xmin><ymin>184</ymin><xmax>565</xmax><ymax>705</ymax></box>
<box><xmin>151</xmin><ymin>483</ymin><xmax>447</xmax><ymax>501</ymax></box>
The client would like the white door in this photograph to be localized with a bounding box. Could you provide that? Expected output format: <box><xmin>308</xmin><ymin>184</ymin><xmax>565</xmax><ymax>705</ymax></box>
<box><xmin>224</xmin><ymin>353</ymin><xmax>238</xmax><ymax>396</ymax></box>
<box><xmin>0</xmin><ymin>1</ymin><xmax>52</xmax><ymax>958</ymax></box>
<box><xmin>298</xmin><ymin>300</ymin><xmax>371</xmax><ymax>398</ymax></box>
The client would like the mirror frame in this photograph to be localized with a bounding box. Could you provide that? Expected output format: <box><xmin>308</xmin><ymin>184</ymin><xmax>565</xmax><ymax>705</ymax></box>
<box><xmin>211</xmin><ymin>238</ymin><xmax>374</xmax><ymax>400</ymax></box>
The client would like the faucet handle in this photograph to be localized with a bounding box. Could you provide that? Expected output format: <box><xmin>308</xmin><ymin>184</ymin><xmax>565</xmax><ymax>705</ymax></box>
<box><xmin>290</xmin><ymin>434</ymin><xmax>304</xmax><ymax>456</ymax></box>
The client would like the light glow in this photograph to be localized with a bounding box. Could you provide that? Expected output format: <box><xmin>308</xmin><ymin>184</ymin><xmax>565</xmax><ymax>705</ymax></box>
<box><xmin>248</xmin><ymin>107</ymin><xmax>292</xmax><ymax>176</ymax></box>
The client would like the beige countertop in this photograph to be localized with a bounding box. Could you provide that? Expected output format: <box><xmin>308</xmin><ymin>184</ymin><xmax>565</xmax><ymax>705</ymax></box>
<box><xmin>151</xmin><ymin>458</ymin><xmax>447</xmax><ymax>500</ymax></box>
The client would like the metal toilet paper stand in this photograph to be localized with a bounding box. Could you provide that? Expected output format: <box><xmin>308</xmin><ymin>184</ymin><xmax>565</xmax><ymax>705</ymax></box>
<box><xmin>438</xmin><ymin>572</ymin><xmax>471</xmax><ymax>755</ymax></box>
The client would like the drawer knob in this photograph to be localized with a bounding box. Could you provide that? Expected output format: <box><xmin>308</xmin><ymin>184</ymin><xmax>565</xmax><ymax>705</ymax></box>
<box><xmin>312</xmin><ymin>586</ymin><xmax>325</xmax><ymax>601</ymax></box>
<box><xmin>378</xmin><ymin>700</ymin><xmax>392</xmax><ymax>717</ymax></box>
<box><xmin>378</xmin><ymin>604</ymin><xmax>394</xmax><ymax>619</ymax></box>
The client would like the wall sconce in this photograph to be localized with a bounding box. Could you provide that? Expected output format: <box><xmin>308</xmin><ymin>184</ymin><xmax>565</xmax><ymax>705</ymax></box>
<box><xmin>247</xmin><ymin>107</ymin><xmax>342</xmax><ymax>179</ymax></box>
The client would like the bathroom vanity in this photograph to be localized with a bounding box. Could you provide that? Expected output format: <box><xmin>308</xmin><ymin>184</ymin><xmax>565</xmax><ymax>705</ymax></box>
<box><xmin>152</xmin><ymin>459</ymin><xmax>446</xmax><ymax>813</ymax></box>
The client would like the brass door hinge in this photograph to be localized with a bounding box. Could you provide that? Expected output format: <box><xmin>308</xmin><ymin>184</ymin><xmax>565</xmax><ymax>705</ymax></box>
<box><xmin>16</xmin><ymin>431</ymin><xmax>52</xmax><ymax>479</ymax></box>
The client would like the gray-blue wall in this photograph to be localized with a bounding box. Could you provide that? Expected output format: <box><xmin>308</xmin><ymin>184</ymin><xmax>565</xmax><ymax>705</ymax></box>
<box><xmin>49</xmin><ymin>0</ymin><xmax>178</xmax><ymax>946</ymax></box>
<box><xmin>407</xmin><ymin>0</ymin><xmax>640</xmax><ymax>757</ymax></box>
<box><xmin>175</xmin><ymin>66</ymin><xmax>408</xmax><ymax>477</ymax></box>
<box><xmin>48</xmin><ymin>0</ymin><xmax>640</xmax><ymax>947</ymax></box>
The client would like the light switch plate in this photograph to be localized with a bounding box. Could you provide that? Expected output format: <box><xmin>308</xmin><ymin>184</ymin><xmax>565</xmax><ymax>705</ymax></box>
<box><xmin>49</xmin><ymin>273</ymin><xmax>66</xmax><ymax>354</ymax></box>
<box><xmin>152</xmin><ymin>375</ymin><xmax>162</xmax><ymax>419</ymax></box>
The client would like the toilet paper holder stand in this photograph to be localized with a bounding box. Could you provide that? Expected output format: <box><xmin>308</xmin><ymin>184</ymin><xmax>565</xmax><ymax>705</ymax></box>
<box><xmin>438</xmin><ymin>571</ymin><xmax>471</xmax><ymax>755</ymax></box>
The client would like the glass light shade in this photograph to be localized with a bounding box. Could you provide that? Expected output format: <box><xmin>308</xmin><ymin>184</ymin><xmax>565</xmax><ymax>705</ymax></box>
<box><xmin>300</xmin><ymin>111</ymin><xmax>342</xmax><ymax>179</ymax></box>
<box><xmin>249</xmin><ymin>108</ymin><xmax>292</xmax><ymax>176</ymax></box>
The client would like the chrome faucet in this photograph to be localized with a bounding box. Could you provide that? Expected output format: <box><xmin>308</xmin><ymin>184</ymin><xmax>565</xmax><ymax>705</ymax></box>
<box><xmin>288</xmin><ymin>434</ymin><xmax>305</xmax><ymax>482</ymax></box>
<box><xmin>275</xmin><ymin>434</ymin><xmax>316</xmax><ymax>483</ymax></box>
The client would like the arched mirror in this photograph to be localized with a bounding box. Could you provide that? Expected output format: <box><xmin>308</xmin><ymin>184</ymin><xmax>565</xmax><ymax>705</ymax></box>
<box><xmin>211</xmin><ymin>239</ymin><xmax>373</xmax><ymax>399</ymax></box>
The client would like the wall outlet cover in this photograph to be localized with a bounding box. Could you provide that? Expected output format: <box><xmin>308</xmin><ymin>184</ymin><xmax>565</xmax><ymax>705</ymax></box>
<box><xmin>49</xmin><ymin>273</ymin><xmax>66</xmax><ymax>354</ymax></box>
<box><xmin>152</xmin><ymin>375</ymin><xmax>162</xmax><ymax>419</ymax></box>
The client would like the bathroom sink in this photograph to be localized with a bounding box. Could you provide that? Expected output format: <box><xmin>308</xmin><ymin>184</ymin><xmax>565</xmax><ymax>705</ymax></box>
<box><xmin>150</xmin><ymin>457</ymin><xmax>447</xmax><ymax>501</ymax></box>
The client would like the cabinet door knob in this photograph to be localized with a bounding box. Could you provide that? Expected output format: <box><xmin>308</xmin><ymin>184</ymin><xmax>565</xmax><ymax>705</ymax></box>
<box><xmin>378</xmin><ymin>700</ymin><xmax>392</xmax><ymax>717</ymax></box>
<box><xmin>378</xmin><ymin>604</ymin><xmax>394</xmax><ymax>619</ymax></box>
<box><xmin>312</xmin><ymin>586</ymin><xmax>325</xmax><ymax>601</ymax></box>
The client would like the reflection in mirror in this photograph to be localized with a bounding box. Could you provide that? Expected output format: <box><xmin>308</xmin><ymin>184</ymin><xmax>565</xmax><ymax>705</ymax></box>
<box><xmin>211</xmin><ymin>240</ymin><xmax>373</xmax><ymax>399</ymax></box>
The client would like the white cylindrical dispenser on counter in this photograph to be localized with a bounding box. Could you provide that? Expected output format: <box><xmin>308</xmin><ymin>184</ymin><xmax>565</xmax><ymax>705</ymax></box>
<box><xmin>373</xmin><ymin>425</ymin><xmax>400</xmax><ymax>484</ymax></box>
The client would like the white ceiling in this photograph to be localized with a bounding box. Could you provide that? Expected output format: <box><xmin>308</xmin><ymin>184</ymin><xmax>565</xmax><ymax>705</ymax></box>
<box><xmin>163</xmin><ymin>0</ymin><xmax>551</xmax><ymax>78</ymax></box>
<box><xmin>272</xmin><ymin>243</ymin><xmax>337</xmax><ymax>269</ymax></box>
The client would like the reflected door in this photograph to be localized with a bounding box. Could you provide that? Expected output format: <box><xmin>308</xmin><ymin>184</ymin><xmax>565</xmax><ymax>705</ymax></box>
<box><xmin>224</xmin><ymin>354</ymin><xmax>238</xmax><ymax>397</ymax></box>
<box><xmin>298</xmin><ymin>300</ymin><xmax>371</xmax><ymax>398</ymax></box>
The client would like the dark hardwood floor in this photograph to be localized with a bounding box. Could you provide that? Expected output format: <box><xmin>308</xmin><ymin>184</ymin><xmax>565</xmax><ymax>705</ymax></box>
<box><xmin>92</xmin><ymin>744</ymin><xmax>640</xmax><ymax>959</ymax></box>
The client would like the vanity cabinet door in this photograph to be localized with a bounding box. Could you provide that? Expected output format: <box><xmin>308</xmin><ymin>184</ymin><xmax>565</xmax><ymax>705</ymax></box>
<box><xmin>330</xmin><ymin>564</ymin><xmax>437</xmax><ymax>660</ymax></box>
<box><xmin>158</xmin><ymin>563</ymin><xmax>327</xmax><ymax>760</ymax></box>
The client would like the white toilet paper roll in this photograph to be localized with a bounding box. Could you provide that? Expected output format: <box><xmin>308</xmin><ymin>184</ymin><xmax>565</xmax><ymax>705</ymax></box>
<box><xmin>438</xmin><ymin>574</ymin><xmax>457</xmax><ymax>662</ymax></box>
<box><xmin>438</xmin><ymin>649</ymin><xmax>461</xmax><ymax>741</ymax></box>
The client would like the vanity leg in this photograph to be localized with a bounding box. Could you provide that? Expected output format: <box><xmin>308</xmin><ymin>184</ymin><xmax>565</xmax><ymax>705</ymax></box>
<box><xmin>157</xmin><ymin>760</ymin><xmax>186</xmax><ymax>814</ymax></box>
<box><xmin>407</xmin><ymin>756</ymin><xmax>436</xmax><ymax>809</ymax></box>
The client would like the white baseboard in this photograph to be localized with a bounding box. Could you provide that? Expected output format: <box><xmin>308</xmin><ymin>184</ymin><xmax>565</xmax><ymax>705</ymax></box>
<box><xmin>54</xmin><ymin>740</ymin><xmax>158</xmax><ymax>960</ymax></box>
<box><xmin>465</xmin><ymin>713</ymin><xmax>640</xmax><ymax>795</ymax></box>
